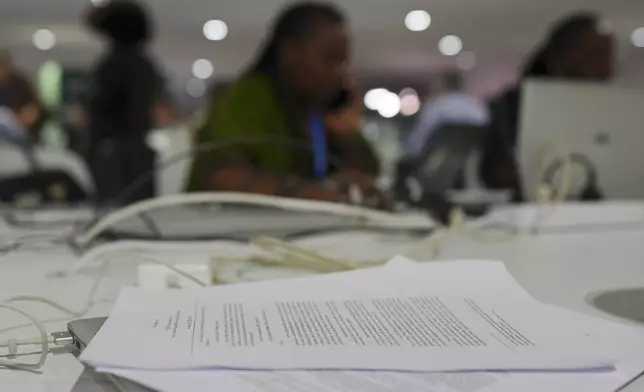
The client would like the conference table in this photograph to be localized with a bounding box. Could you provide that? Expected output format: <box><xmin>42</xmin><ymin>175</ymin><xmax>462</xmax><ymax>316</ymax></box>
<box><xmin>2</xmin><ymin>202</ymin><xmax>644</xmax><ymax>391</ymax></box>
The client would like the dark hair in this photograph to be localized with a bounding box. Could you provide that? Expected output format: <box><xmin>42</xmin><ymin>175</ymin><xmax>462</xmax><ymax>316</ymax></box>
<box><xmin>86</xmin><ymin>0</ymin><xmax>153</xmax><ymax>45</ymax></box>
<box><xmin>523</xmin><ymin>12</ymin><xmax>601</xmax><ymax>77</ymax></box>
<box><xmin>251</xmin><ymin>2</ymin><xmax>344</xmax><ymax>72</ymax></box>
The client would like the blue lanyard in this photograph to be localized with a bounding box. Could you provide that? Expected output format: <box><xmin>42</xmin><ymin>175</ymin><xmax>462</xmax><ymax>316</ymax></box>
<box><xmin>309</xmin><ymin>114</ymin><xmax>328</xmax><ymax>179</ymax></box>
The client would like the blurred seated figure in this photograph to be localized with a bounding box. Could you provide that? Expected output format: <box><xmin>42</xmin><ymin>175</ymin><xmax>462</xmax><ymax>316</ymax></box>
<box><xmin>186</xmin><ymin>2</ymin><xmax>386</xmax><ymax>208</ymax></box>
<box><xmin>405</xmin><ymin>72</ymin><xmax>489</xmax><ymax>157</ymax></box>
<box><xmin>0</xmin><ymin>50</ymin><xmax>45</xmax><ymax>144</ymax></box>
<box><xmin>0</xmin><ymin>106</ymin><xmax>29</xmax><ymax>146</ymax></box>
<box><xmin>85</xmin><ymin>0</ymin><xmax>160</xmax><ymax>206</ymax></box>
<box><xmin>480</xmin><ymin>12</ymin><xmax>613</xmax><ymax>200</ymax></box>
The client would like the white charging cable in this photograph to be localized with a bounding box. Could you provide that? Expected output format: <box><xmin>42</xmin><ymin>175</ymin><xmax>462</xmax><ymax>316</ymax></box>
<box><xmin>0</xmin><ymin>244</ymin><xmax>208</xmax><ymax>370</ymax></box>
<box><xmin>0</xmin><ymin>303</ymin><xmax>48</xmax><ymax>370</ymax></box>
<box><xmin>73</xmin><ymin>192</ymin><xmax>433</xmax><ymax>249</ymax></box>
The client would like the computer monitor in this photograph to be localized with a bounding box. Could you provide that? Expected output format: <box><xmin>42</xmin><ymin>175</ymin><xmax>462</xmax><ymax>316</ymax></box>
<box><xmin>519</xmin><ymin>80</ymin><xmax>644</xmax><ymax>200</ymax></box>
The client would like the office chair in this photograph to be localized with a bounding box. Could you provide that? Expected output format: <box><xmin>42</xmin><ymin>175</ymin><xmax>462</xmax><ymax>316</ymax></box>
<box><xmin>395</xmin><ymin>123</ymin><xmax>489</xmax><ymax>224</ymax></box>
<box><xmin>0</xmin><ymin>170</ymin><xmax>88</xmax><ymax>205</ymax></box>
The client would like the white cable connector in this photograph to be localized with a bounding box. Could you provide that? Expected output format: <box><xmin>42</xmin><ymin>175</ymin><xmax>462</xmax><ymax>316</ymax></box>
<box><xmin>0</xmin><ymin>303</ymin><xmax>48</xmax><ymax>370</ymax></box>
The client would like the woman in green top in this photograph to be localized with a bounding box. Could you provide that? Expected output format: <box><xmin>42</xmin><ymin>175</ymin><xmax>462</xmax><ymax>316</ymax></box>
<box><xmin>186</xmin><ymin>2</ymin><xmax>386</xmax><ymax>206</ymax></box>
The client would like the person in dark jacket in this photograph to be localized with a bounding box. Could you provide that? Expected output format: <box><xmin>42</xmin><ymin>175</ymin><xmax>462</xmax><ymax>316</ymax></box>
<box><xmin>85</xmin><ymin>0</ymin><xmax>160</xmax><ymax>205</ymax></box>
<box><xmin>479</xmin><ymin>13</ymin><xmax>614</xmax><ymax>200</ymax></box>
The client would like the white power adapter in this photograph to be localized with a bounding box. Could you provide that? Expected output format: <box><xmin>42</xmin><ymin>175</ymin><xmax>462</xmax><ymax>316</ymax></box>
<box><xmin>137</xmin><ymin>263</ymin><xmax>211</xmax><ymax>290</ymax></box>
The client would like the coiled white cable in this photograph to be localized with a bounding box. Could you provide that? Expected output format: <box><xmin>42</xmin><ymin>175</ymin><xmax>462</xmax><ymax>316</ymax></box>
<box><xmin>73</xmin><ymin>192</ymin><xmax>432</xmax><ymax>249</ymax></box>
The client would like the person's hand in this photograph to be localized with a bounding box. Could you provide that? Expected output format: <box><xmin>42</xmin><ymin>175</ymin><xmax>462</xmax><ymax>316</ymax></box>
<box><xmin>296</xmin><ymin>184</ymin><xmax>348</xmax><ymax>203</ymax></box>
<box><xmin>325</xmin><ymin>73</ymin><xmax>363</xmax><ymax>135</ymax></box>
<box><xmin>325</xmin><ymin>104</ymin><xmax>362</xmax><ymax>135</ymax></box>
<box><xmin>329</xmin><ymin>170</ymin><xmax>393</xmax><ymax>210</ymax></box>
<box><xmin>330</xmin><ymin>170</ymin><xmax>375</xmax><ymax>192</ymax></box>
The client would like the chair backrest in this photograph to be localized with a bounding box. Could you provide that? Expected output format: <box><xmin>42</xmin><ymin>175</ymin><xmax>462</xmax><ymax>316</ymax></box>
<box><xmin>0</xmin><ymin>170</ymin><xmax>88</xmax><ymax>205</ymax></box>
<box><xmin>395</xmin><ymin>123</ymin><xmax>488</xmax><ymax>198</ymax></box>
<box><xmin>0</xmin><ymin>145</ymin><xmax>94</xmax><ymax>194</ymax></box>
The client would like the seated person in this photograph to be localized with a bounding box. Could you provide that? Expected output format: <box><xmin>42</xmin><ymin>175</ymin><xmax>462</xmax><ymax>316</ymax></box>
<box><xmin>479</xmin><ymin>13</ymin><xmax>613</xmax><ymax>200</ymax></box>
<box><xmin>186</xmin><ymin>2</ymin><xmax>384</xmax><ymax>206</ymax></box>
<box><xmin>0</xmin><ymin>50</ymin><xmax>45</xmax><ymax>145</ymax></box>
<box><xmin>0</xmin><ymin>106</ymin><xmax>27</xmax><ymax>145</ymax></box>
<box><xmin>0</xmin><ymin>104</ymin><xmax>39</xmax><ymax>147</ymax></box>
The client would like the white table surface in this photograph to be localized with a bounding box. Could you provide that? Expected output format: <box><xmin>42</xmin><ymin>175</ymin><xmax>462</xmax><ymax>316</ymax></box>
<box><xmin>2</xmin><ymin>203</ymin><xmax>644</xmax><ymax>391</ymax></box>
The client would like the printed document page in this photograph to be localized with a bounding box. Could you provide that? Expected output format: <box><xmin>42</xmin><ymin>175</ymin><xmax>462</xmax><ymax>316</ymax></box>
<box><xmin>99</xmin><ymin>304</ymin><xmax>644</xmax><ymax>392</ymax></box>
<box><xmin>99</xmin><ymin>367</ymin><xmax>639</xmax><ymax>392</ymax></box>
<box><xmin>81</xmin><ymin>260</ymin><xmax>612</xmax><ymax>372</ymax></box>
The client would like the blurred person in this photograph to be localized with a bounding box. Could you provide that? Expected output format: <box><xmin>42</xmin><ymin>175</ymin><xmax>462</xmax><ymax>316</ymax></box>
<box><xmin>85</xmin><ymin>0</ymin><xmax>161</xmax><ymax>205</ymax></box>
<box><xmin>480</xmin><ymin>12</ymin><xmax>613</xmax><ymax>200</ymax></box>
<box><xmin>404</xmin><ymin>72</ymin><xmax>489</xmax><ymax>156</ymax></box>
<box><xmin>0</xmin><ymin>51</ymin><xmax>45</xmax><ymax>143</ymax></box>
<box><xmin>0</xmin><ymin>106</ymin><xmax>29</xmax><ymax>146</ymax></box>
<box><xmin>186</xmin><ymin>2</ymin><xmax>384</xmax><ymax>206</ymax></box>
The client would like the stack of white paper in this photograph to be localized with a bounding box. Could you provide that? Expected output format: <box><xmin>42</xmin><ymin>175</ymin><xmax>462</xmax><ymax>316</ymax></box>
<box><xmin>82</xmin><ymin>258</ymin><xmax>644</xmax><ymax>392</ymax></box>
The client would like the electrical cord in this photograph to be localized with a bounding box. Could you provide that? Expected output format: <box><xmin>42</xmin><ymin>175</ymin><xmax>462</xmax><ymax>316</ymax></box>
<box><xmin>73</xmin><ymin>192</ymin><xmax>425</xmax><ymax>250</ymax></box>
<box><xmin>79</xmin><ymin>137</ymin><xmax>349</xmax><ymax>244</ymax></box>
<box><xmin>0</xmin><ymin>303</ymin><xmax>48</xmax><ymax>370</ymax></box>
<box><xmin>0</xmin><ymin>137</ymin><xmax>349</xmax><ymax>251</ymax></box>
<box><xmin>0</xmin><ymin>141</ymin><xmax>574</xmax><ymax>370</ymax></box>
<box><xmin>0</xmin><ymin>245</ymin><xmax>208</xmax><ymax>370</ymax></box>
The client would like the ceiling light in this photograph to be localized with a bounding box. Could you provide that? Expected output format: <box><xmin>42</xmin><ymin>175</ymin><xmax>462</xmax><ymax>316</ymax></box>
<box><xmin>405</xmin><ymin>10</ymin><xmax>431</xmax><ymax>32</ymax></box>
<box><xmin>364</xmin><ymin>88</ymin><xmax>389</xmax><ymax>111</ymax></box>
<box><xmin>377</xmin><ymin>92</ymin><xmax>402</xmax><ymax>118</ymax></box>
<box><xmin>204</xmin><ymin>20</ymin><xmax>228</xmax><ymax>41</ymax></box>
<box><xmin>192</xmin><ymin>59</ymin><xmax>214</xmax><ymax>80</ymax></box>
<box><xmin>91</xmin><ymin>0</ymin><xmax>110</xmax><ymax>6</ymax></box>
<box><xmin>399</xmin><ymin>88</ymin><xmax>418</xmax><ymax>99</ymax></box>
<box><xmin>399</xmin><ymin>89</ymin><xmax>421</xmax><ymax>116</ymax></box>
<box><xmin>33</xmin><ymin>29</ymin><xmax>56</xmax><ymax>51</ymax></box>
<box><xmin>438</xmin><ymin>35</ymin><xmax>463</xmax><ymax>56</ymax></box>
<box><xmin>456</xmin><ymin>51</ymin><xmax>477</xmax><ymax>71</ymax></box>
<box><xmin>632</xmin><ymin>27</ymin><xmax>644</xmax><ymax>48</ymax></box>
<box><xmin>187</xmin><ymin>79</ymin><xmax>206</xmax><ymax>98</ymax></box>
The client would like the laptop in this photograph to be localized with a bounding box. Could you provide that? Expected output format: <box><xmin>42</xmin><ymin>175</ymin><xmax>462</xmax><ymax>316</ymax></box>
<box><xmin>519</xmin><ymin>80</ymin><xmax>644</xmax><ymax>200</ymax></box>
<box><xmin>68</xmin><ymin>317</ymin><xmax>154</xmax><ymax>392</ymax></box>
